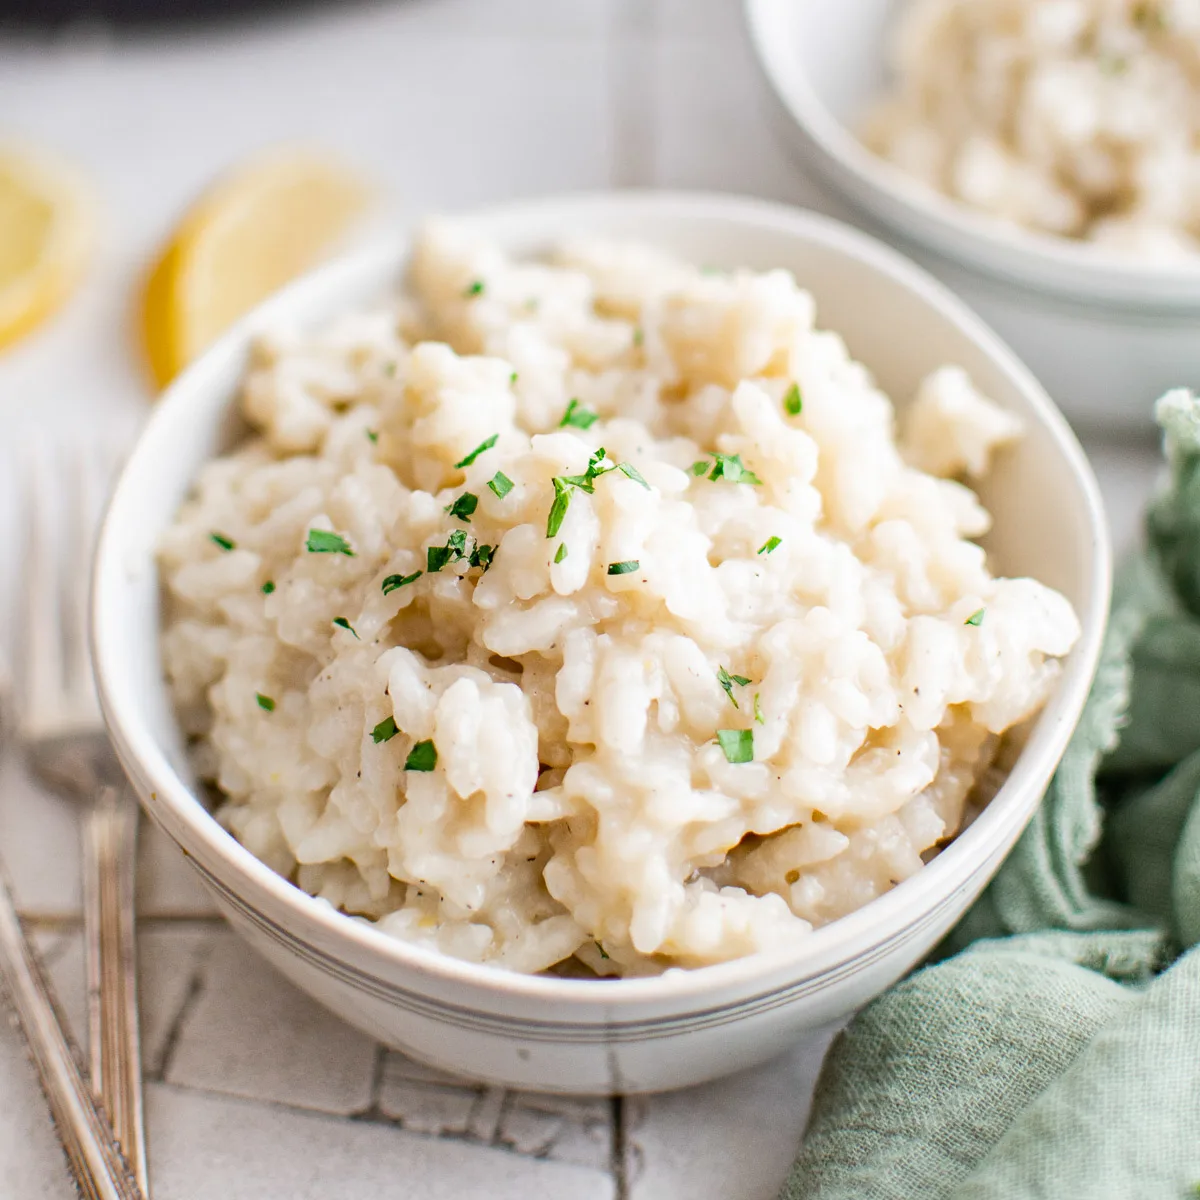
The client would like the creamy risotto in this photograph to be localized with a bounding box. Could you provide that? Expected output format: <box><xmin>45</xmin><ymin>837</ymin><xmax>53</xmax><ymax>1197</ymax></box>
<box><xmin>159</xmin><ymin>222</ymin><xmax>1080</xmax><ymax>976</ymax></box>
<box><xmin>865</xmin><ymin>0</ymin><xmax>1200</xmax><ymax>257</ymax></box>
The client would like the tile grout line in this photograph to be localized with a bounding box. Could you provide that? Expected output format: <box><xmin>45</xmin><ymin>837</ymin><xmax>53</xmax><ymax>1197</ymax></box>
<box><xmin>610</xmin><ymin>1095</ymin><xmax>629</xmax><ymax>1200</ymax></box>
<box><xmin>19</xmin><ymin>912</ymin><xmax>225</xmax><ymax>929</ymax></box>
<box><xmin>149</xmin><ymin>938</ymin><xmax>213</xmax><ymax>1082</ymax></box>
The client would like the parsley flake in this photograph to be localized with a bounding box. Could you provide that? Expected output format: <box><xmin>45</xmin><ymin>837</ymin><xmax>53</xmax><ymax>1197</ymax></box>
<box><xmin>554</xmin><ymin>543</ymin><xmax>568</xmax><ymax>564</ymax></box>
<box><xmin>255</xmin><ymin>693</ymin><xmax>275</xmax><ymax>712</ymax></box>
<box><xmin>333</xmin><ymin>617</ymin><xmax>359</xmax><ymax>639</ymax></box>
<box><xmin>427</xmin><ymin>529</ymin><xmax>470</xmax><ymax>573</ymax></box>
<box><xmin>618</xmin><ymin>462</ymin><xmax>650</xmax><ymax>489</ymax></box>
<box><xmin>382</xmin><ymin>360</ymin><xmax>397</xmax><ymax>377</ymax></box>
<box><xmin>758</xmin><ymin>536</ymin><xmax>782</xmax><ymax>555</ymax></box>
<box><xmin>784</xmin><ymin>383</ymin><xmax>803</xmax><ymax>416</ymax></box>
<box><xmin>306</xmin><ymin>529</ymin><xmax>355</xmax><ymax>556</ymax></box>
<box><xmin>595</xmin><ymin>942</ymin><xmax>610</xmax><ymax>960</ymax></box>
<box><xmin>210</xmin><ymin>532</ymin><xmax>235</xmax><ymax>552</ymax></box>
<box><xmin>510</xmin><ymin>371</ymin><xmax>518</xmax><ymax>385</ymax></box>
<box><xmin>547</xmin><ymin>477</ymin><xmax>572</xmax><ymax>538</ymax></box>
<box><xmin>965</xmin><ymin>609</ymin><xmax>985</xmax><ymax>627</ymax></box>
<box><xmin>445</xmin><ymin>492</ymin><xmax>479</xmax><ymax>522</ymax></box>
<box><xmin>366</xmin><ymin>429</ymin><xmax>379</xmax><ymax>444</ymax></box>
<box><xmin>382</xmin><ymin>571</ymin><xmax>422</xmax><ymax>594</ymax></box>
<box><xmin>607</xmin><ymin>560</ymin><xmax>639</xmax><ymax>576</ymax></box>
<box><xmin>454</xmin><ymin>434</ymin><xmax>499</xmax><ymax>470</ymax></box>
<box><xmin>707</xmin><ymin>453</ymin><xmax>762</xmax><ymax>485</ymax></box>
<box><xmin>261</xmin><ymin>580</ymin><xmax>276</xmax><ymax>595</ymax></box>
<box><xmin>371</xmin><ymin>716</ymin><xmax>398</xmax><ymax>744</ymax></box>
<box><xmin>632</xmin><ymin>327</ymin><xmax>644</xmax><ymax>348</ymax></box>
<box><xmin>717</xmin><ymin>728</ymin><xmax>754</xmax><ymax>764</ymax></box>
<box><xmin>464</xmin><ymin>280</ymin><xmax>484</xmax><ymax>298</ymax></box>
<box><xmin>487</xmin><ymin>471</ymin><xmax>514</xmax><ymax>499</ymax></box>
<box><xmin>469</xmin><ymin>544</ymin><xmax>494</xmax><ymax>571</ymax></box>
<box><xmin>404</xmin><ymin>739</ymin><xmax>438</xmax><ymax>772</ymax></box>
<box><xmin>717</xmin><ymin>666</ymin><xmax>752</xmax><ymax>709</ymax></box>
<box><xmin>753</xmin><ymin>693</ymin><xmax>765</xmax><ymax>725</ymax></box>
<box><xmin>690</xmin><ymin>460</ymin><xmax>710</xmax><ymax>477</ymax></box>
<box><xmin>560</xmin><ymin>398</ymin><xmax>599</xmax><ymax>430</ymax></box>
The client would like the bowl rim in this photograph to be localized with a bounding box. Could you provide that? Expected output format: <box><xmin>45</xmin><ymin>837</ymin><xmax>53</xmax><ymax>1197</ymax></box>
<box><xmin>743</xmin><ymin>0</ymin><xmax>1200</xmax><ymax>310</ymax></box>
<box><xmin>93</xmin><ymin>189</ymin><xmax>1111</xmax><ymax>1011</ymax></box>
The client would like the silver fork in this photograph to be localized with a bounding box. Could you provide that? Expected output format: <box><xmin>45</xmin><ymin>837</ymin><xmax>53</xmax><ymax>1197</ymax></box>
<box><xmin>17</xmin><ymin>436</ymin><xmax>149</xmax><ymax>1195</ymax></box>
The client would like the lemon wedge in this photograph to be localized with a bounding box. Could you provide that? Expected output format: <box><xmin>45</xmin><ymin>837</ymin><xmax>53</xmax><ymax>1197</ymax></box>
<box><xmin>0</xmin><ymin>146</ymin><xmax>94</xmax><ymax>353</ymax></box>
<box><xmin>142</xmin><ymin>151</ymin><xmax>372</xmax><ymax>389</ymax></box>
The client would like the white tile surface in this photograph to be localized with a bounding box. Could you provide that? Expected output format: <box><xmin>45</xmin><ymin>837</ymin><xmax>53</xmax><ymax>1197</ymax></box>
<box><xmin>163</xmin><ymin>932</ymin><xmax>377</xmax><ymax>1115</ymax></box>
<box><xmin>0</xmin><ymin>755</ymin><xmax>82</xmax><ymax>917</ymax></box>
<box><xmin>145</xmin><ymin>1083</ymin><xmax>616</xmax><ymax>1200</ymax></box>
<box><xmin>625</xmin><ymin>1028</ymin><xmax>841</xmax><ymax>1200</ymax></box>
<box><xmin>0</xmin><ymin>0</ymin><xmax>1172</xmax><ymax>1195</ymax></box>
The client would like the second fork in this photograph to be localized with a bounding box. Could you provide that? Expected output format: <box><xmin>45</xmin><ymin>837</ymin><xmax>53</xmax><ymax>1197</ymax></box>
<box><xmin>18</xmin><ymin>437</ymin><xmax>148</xmax><ymax>1194</ymax></box>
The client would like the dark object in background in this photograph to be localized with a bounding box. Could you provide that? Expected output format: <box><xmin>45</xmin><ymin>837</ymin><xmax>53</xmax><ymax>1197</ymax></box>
<box><xmin>0</xmin><ymin>0</ymin><xmax>333</xmax><ymax>27</ymax></box>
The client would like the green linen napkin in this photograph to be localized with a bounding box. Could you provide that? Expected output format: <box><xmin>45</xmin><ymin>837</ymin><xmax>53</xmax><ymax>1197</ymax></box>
<box><xmin>781</xmin><ymin>391</ymin><xmax>1200</xmax><ymax>1200</ymax></box>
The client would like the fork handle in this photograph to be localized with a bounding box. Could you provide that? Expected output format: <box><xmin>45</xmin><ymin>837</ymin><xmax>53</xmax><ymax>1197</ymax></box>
<box><xmin>0</xmin><ymin>860</ymin><xmax>144</xmax><ymax>1200</ymax></box>
<box><xmin>83</xmin><ymin>788</ymin><xmax>148</xmax><ymax>1194</ymax></box>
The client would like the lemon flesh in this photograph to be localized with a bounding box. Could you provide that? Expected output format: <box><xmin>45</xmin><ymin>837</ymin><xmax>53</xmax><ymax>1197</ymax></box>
<box><xmin>0</xmin><ymin>147</ymin><xmax>94</xmax><ymax>352</ymax></box>
<box><xmin>142</xmin><ymin>151</ymin><xmax>372</xmax><ymax>389</ymax></box>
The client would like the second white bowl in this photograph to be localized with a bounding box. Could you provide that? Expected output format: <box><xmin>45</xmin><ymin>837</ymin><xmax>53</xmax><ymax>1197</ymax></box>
<box><xmin>745</xmin><ymin>0</ymin><xmax>1200</xmax><ymax>432</ymax></box>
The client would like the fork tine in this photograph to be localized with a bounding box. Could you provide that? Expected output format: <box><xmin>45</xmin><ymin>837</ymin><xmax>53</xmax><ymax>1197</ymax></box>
<box><xmin>20</xmin><ymin>436</ymin><xmax>68</xmax><ymax>739</ymax></box>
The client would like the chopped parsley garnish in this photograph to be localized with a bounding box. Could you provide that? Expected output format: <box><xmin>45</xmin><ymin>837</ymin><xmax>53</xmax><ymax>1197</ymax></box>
<box><xmin>487</xmin><ymin>471</ymin><xmax>514</xmax><ymax>499</ymax></box>
<box><xmin>470</xmin><ymin>544</ymin><xmax>494</xmax><ymax>571</ymax></box>
<box><xmin>510</xmin><ymin>371</ymin><xmax>519</xmax><ymax>385</ymax></box>
<box><xmin>717</xmin><ymin>728</ymin><xmax>754</xmax><ymax>764</ymax></box>
<box><xmin>784</xmin><ymin>383</ymin><xmax>803</xmax><ymax>416</ymax></box>
<box><xmin>753</xmin><ymin>693</ymin><xmax>765</xmax><ymax>725</ymax></box>
<box><xmin>595</xmin><ymin>942</ymin><xmax>610</xmax><ymax>960</ymax></box>
<box><xmin>261</xmin><ymin>580</ymin><xmax>276</xmax><ymax>595</ymax></box>
<box><xmin>545</xmin><ymin>451</ymin><xmax>646</xmax><ymax>537</ymax></box>
<box><xmin>464</xmin><ymin>280</ymin><xmax>484</xmax><ymax>298</ymax></box>
<box><xmin>607</xmin><ymin>560</ymin><xmax>639</xmax><ymax>576</ymax></box>
<box><xmin>454</xmin><ymin>434</ymin><xmax>499</xmax><ymax>470</ymax></box>
<box><xmin>427</xmin><ymin>529</ymin><xmax>470</xmax><ymax>573</ymax></box>
<box><xmin>255</xmin><ymin>692</ymin><xmax>275</xmax><ymax>712</ymax></box>
<box><xmin>366</xmin><ymin>429</ymin><xmax>379</xmax><ymax>444</ymax></box>
<box><xmin>965</xmin><ymin>608</ymin><xmax>985</xmax><ymax>627</ymax></box>
<box><xmin>333</xmin><ymin>617</ymin><xmax>359</xmax><ymax>639</ymax></box>
<box><xmin>554</xmin><ymin>543</ymin><xmax>568</xmax><ymax>564</ymax></box>
<box><xmin>382</xmin><ymin>361</ymin><xmax>397</xmax><ymax>377</ymax></box>
<box><xmin>690</xmin><ymin>460</ymin><xmax>710</xmax><ymax>476</ymax></box>
<box><xmin>706</xmin><ymin>453</ymin><xmax>762</xmax><ymax>485</ymax></box>
<box><xmin>382</xmin><ymin>571</ymin><xmax>422</xmax><ymax>594</ymax></box>
<box><xmin>632</xmin><ymin>327</ymin><xmax>644</xmax><ymax>348</ymax></box>
<box><xmin>758</xmin><ymin>536</ymin><xmax>782</xmax><ymax>555</ymax></box>
<box><xmin>717</xmin><ymin>666</ymin><xmax>752</xmax><ymax>709</ymax></box>
<box><xmin>618</xmin><ymin>462</ymin><xmax>650</xmax><ymax>489</ymax></box>
<box><xmin>210</xmin><ymin>532</ymin><xmax>235</xmax><ymax>551</ymax></box>
<box><xmin>560</xmin><ymin>398</ymin><xmax>599</xmax><ymax>430</ymax></box>
<box><xmin>547</xmin><ymin>477</ymin><xmax>573</xmax><ymax>538</ymax></box>
<box><xmin>404</xmin><ymin>739</ymin><xmax>438</xmax><ymax>771</ymax></box>
<box><xmin>371</xmin><ymin>716</ymin><xmax>398</xmax><ymax>744</ymax></box>
<box><xmin>445</xmin><ymin>492</ymin><xmax>479</xmax><ymax>522</ymax></box>
<box><xmin>306</xmin><ymin>529</ymin><xmax>355</xmax><ymax>556</ymax></box>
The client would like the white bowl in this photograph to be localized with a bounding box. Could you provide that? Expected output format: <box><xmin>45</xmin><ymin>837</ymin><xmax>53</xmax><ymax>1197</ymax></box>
<box><xmin>93</xmin><ymin>192</ymin><xmax>1110</xmax><ymax>1094</ymax></box>
<box><xmin>744</xmin><ymin>0</ymin><xmax>1200</xmax><ymax>432</ymax></box>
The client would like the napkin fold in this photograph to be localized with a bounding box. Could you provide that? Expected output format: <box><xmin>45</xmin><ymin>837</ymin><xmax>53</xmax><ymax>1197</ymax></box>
<box><xmin>782</xmin><ymin>392</ymin><xmax>1200</xmax><ymax>1200</ymax></box>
